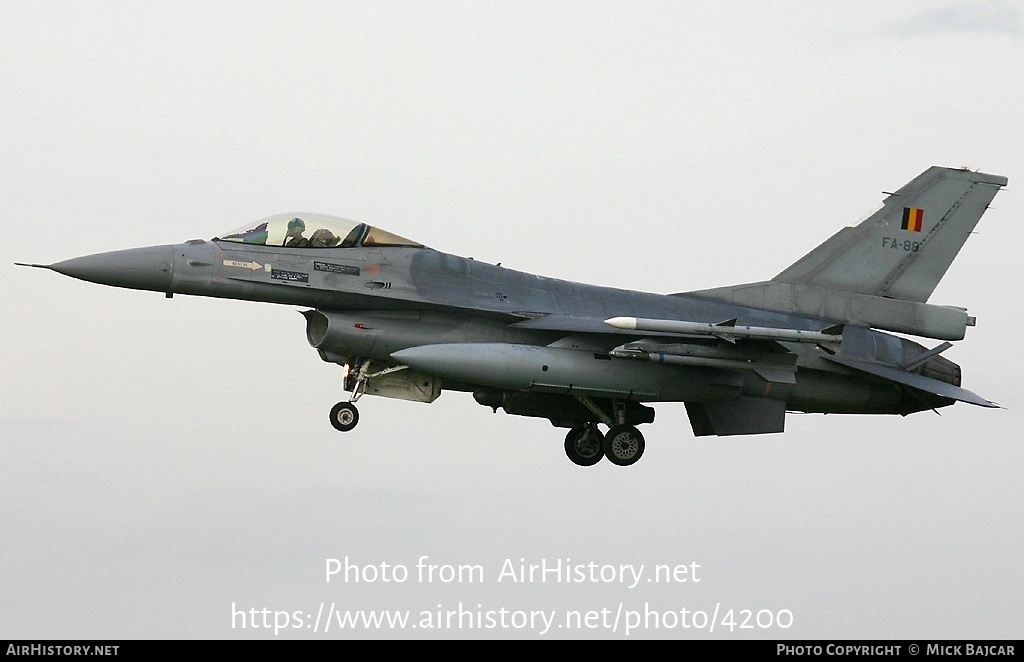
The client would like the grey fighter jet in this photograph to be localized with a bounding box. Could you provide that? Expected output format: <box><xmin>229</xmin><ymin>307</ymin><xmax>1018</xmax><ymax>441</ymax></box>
<box><xmin>19</xmin><ymin>166</ymin><xmax>1006</xmax><ymax>466</ymax></box>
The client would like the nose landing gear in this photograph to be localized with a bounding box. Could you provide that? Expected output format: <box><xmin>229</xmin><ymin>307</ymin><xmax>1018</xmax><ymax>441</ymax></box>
<box><xmin>328</xmin><ymin>358</ymin><xmax>372</xmax><ymax>433</ymax></box>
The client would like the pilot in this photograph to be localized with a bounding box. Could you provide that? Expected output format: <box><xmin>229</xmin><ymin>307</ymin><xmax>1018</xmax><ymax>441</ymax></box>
<box><xmin>284</xmin><ymin>218</ymin><xmax>309</xmax><ymax>247</ymax></box>
<box><xmin>309</xmin><ymin>228</ymin><xmax>341</xmax><ymax>248</ymax></box>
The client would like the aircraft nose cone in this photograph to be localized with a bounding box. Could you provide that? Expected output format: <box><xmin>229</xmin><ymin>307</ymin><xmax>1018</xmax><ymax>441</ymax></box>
<box><xmin>48</xmin><ymin>245</ymin><xmax>175</xmax><ymax>293</ymax></box>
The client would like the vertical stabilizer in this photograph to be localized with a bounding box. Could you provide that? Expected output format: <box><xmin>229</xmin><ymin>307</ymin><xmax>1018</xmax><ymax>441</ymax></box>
<box><xmin>772</xmin><ymin>167</ymin><xmax>1006</xmax><ymax>303</ymax></box>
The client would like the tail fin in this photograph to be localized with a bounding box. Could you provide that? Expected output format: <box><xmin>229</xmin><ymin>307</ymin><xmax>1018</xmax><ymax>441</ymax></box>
<box><xmin>773</xmin><ymin>166</ymin><xmax>1006</xmax><ymax>303</ymax></box>
<box><xmin>683</xmin><ymin>167</ymin><xmax>1007</xmax><ymax>340</ymax></box>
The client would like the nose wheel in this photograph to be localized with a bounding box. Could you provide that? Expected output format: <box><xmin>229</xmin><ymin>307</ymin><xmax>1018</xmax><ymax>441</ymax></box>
<box><xmin>330</xmin><ymin>401</ymin><xmax>359</xmax><ymax>432</ymax></box>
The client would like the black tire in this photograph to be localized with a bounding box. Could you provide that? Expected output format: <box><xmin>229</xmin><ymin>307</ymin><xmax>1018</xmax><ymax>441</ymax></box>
<box><xmin>564</xmin><ymin>426</ymin><xmax>604</xmax><ymax>466</ymax></box>
<box><xmin>329</xmin><ymin>402</ymin><xmax>359</xmax><ymax>432</ymax></box>
<box><xmin>603</xmin><ymin>424</ymin><xmax>645</xmax><ymax>466</ymax></box>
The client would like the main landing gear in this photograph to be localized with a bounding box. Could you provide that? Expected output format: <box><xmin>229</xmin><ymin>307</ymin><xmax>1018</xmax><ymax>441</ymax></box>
<box><xmin>563</xmin><ymin>395</ymin><xmax>647</xmax><ymax>467</ymax></box>
<box><xmin>564</xmin><ymin>423</ymin><xmax>645</xmax><ymax>466</ymax></box>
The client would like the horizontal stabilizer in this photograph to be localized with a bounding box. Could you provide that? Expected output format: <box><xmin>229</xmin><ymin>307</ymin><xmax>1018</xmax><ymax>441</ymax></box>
<box><xmin>823</xmin><ymin>355</ymin><xmax>997</xmax><ymax>408</ymax></box>
<box><xmin>685</xmin><ymin>397</ymin><xmax>786</xmax><ymax>436</ymax></box>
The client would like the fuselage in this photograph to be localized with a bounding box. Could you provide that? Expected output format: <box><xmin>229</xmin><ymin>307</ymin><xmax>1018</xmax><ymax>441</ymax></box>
<box><xmin>125</xmin><ymin>238</ymin><xmax>949</xmax><ymax>416</ymax></box>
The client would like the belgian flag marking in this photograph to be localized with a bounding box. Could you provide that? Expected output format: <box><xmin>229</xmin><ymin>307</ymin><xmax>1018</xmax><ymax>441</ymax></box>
<box><xmin>902</xmin><ymin>207</ymin><xmax>924</xmax><ymax>232</ymax></box>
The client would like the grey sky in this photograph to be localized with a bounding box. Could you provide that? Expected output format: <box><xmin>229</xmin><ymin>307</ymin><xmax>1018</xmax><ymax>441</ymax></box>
<box><xmin>886</xmin><ymin>1</ymin><xmax>1021</xmax><ymax>36</ymax></box>
<box><xmin>2</xmin><ymin>1</ymin><xmax>1022</xmax><ymax>639</ymax></box>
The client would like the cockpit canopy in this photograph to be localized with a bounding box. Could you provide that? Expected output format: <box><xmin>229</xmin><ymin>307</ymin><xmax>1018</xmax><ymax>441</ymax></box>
<box><xmin>216</xmin><ymin>213</ymin><xmax>423</xmax><ymax>249</ymax></box>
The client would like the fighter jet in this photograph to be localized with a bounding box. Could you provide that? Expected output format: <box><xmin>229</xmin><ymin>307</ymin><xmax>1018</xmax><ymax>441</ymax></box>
<box><xmin>19</xmin><ymin>166</ymin><xmax>1006</xmax><ymax>466</ymax></box>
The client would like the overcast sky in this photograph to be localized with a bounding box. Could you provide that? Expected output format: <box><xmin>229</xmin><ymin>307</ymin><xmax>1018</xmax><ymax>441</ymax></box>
<box><xmin>2</xmin><ymin>1</ymin><xmax>1022</xmax><ymax>640</ymax></box>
